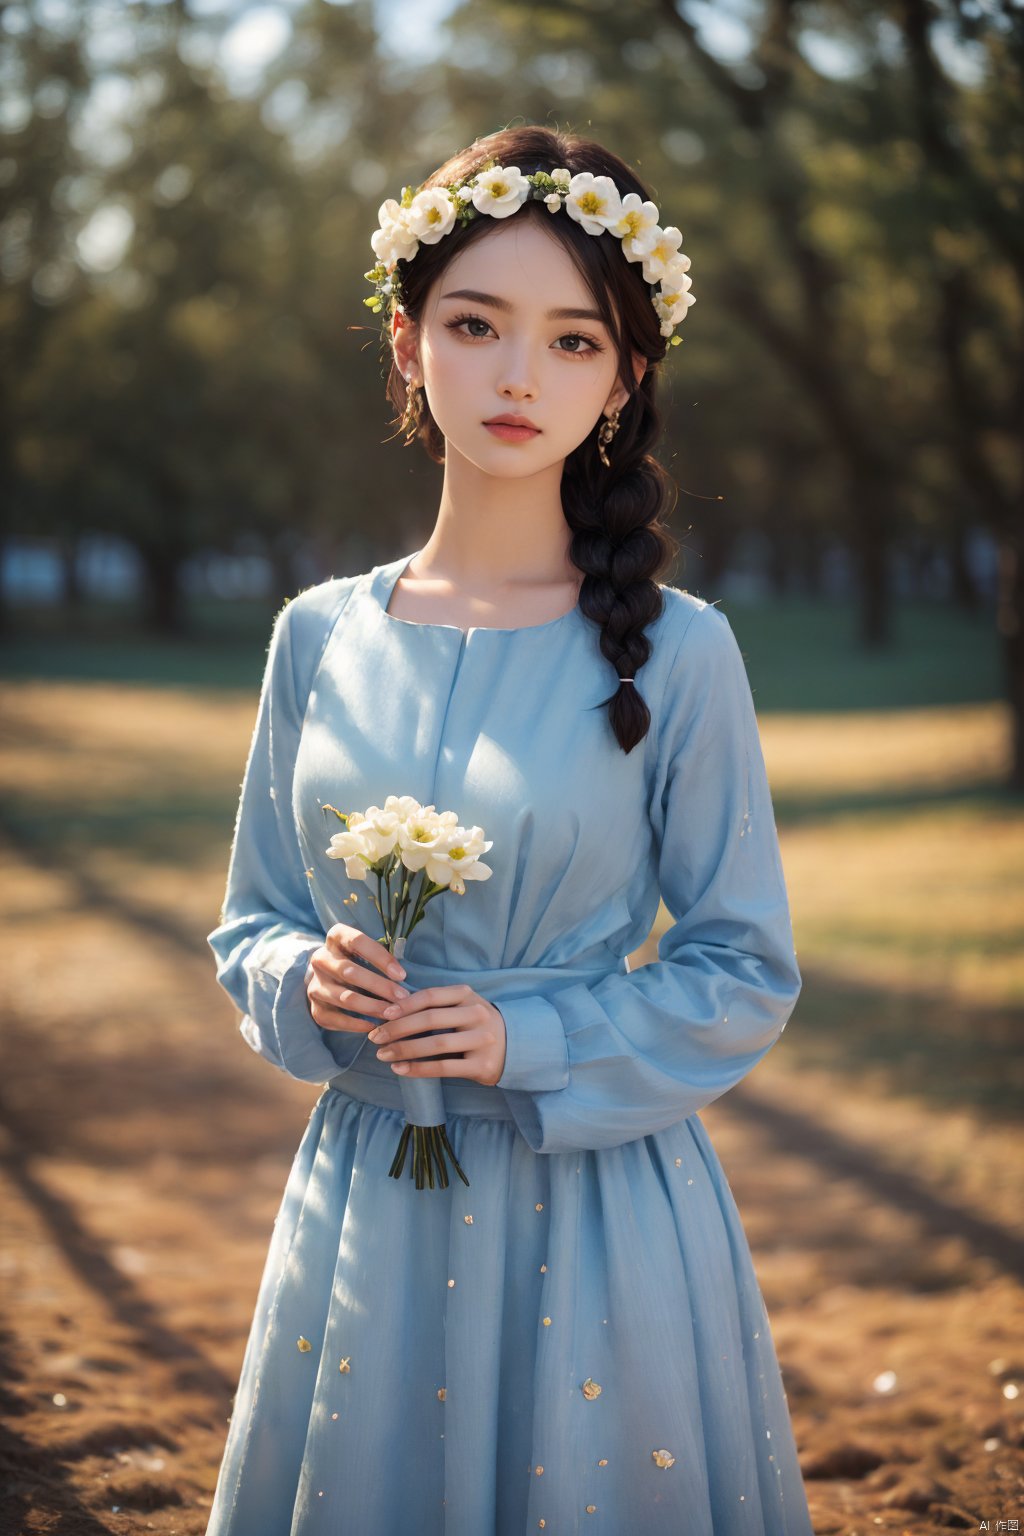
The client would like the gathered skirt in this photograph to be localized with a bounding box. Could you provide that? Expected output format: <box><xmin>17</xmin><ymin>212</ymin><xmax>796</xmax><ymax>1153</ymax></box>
<box><xmin>204</xmin><ymin>1065</ymin><xmax>815</xmax><ymax>1536</ymax></box>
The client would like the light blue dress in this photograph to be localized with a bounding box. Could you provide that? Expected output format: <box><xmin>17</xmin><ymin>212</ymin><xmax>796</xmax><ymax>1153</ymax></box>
<box><xmin>205</xmin><ymin>551</ymin><xmax>815</xmax><ymax>1536</ymax></box>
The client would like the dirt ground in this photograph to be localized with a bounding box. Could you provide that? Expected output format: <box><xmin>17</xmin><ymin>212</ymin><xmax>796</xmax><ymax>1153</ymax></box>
<box><xmin>1</xmin><ymin>680</ymin><xmax>1022</xmax><ymax>1534</ymax></box>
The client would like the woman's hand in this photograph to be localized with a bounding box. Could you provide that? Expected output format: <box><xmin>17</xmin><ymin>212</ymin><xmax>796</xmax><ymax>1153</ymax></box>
<box><xmin>305</xmin><ymin>923</ymin><xmax>411</xmax><ymax>1035</ymax></box>
<box><xmin>367</xmin><ymin>984</ymin><xmax>508</xmax><ymax>1087</ymax></box>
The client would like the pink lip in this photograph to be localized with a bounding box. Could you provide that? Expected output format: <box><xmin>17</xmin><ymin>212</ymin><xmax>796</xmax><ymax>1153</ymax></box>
<box><xmin>485</xmin><ymin>414</ymin><xmax>540</xmax><ymax>430</ymax></box>
<box><xmin>484</xmin><ymin>419</ymin><xmax>541</xmax><ymax>442</ymax></box>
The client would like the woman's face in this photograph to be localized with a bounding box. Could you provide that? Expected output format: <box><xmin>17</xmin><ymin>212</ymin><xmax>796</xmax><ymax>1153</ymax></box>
<box><xmin>394</xmin><ymin>216</ymin><xmax>644</xmax><ymax>478</ymax></box>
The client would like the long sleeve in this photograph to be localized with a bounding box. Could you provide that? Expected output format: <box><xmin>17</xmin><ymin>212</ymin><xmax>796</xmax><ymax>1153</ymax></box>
<box><xmin>207</xmin><ymin>580</ymin><xmax>372</xmax><ymax>1085</ymax></box>
<box><xmin>495</xmin><ymin>600</ymin><xmax>802</xmax><ymax>1153</ymax></box>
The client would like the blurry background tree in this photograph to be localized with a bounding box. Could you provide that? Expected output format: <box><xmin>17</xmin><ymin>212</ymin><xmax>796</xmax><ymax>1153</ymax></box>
<box><xmin>1</xmin><ymin>0</ymin><xmax>1020</xmax><ymax>778</ymax></box>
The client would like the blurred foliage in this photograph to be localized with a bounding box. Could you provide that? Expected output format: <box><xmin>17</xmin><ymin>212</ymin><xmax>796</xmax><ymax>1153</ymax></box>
<box><xmin>1</xmin><ymin>1</ymin><xmax>1020</xmax><ymax>708</ymax></box>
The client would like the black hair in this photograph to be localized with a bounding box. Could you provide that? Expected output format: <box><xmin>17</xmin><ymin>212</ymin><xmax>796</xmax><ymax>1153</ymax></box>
<box><xmin>382</xmin><ymin>124</ymin><xmax>683</xmax><ymax>753</ymax></box>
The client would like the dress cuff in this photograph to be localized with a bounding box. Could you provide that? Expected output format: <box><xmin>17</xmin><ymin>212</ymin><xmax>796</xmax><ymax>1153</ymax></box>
<box><xmin>496</xmin><ymin>995</ymin><xmax>569</xmax><ymax>1093</ymax></box>
<box><xmin>261</xmin><ymin>938</ymin><xmax>371</xmax><ymax>1084</ymax></box>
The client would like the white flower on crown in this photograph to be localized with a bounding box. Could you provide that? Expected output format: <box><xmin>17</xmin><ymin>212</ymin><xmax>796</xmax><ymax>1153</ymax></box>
<box><xmin>637</xmin><ymin>224</ymin><xmax>687</xmax><ymax>285</ymax></box>
<box><xmin>470</xmin><ymin>165</ymin><xmax>532</xmax><ymax>218</ymax></box>
<box><xmin>606</xmin><ymin>193</ymin><xmax>662</xmax><ymax>261</ymax></box>
<box><xmin>662</xmin><ymin>256</ymin><xmax>695</xmax><ymax>299</ymax></box>
<box><xmin>371</xmin><ymin>197</ymin><xmax>417</xmax><ymax>268</ymax></box>
<box><xmin>407</xmin><ymin>187</ymin><xmax>458</xmax><ymax>244</ymax></box>
<box><xmin>563</xmin><ymin>172</ymin><xmax>623</xmax><ymax>236</ymax></box>
<box><xmin>365</xmin><ymin>163</ymin><xmax>696</xmax><ymax>344</ymax></box>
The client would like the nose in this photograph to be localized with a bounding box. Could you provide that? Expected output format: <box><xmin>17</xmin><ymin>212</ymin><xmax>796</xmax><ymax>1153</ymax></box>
<box><xmin>498</xmin><ymin>342</ymin><xmax>539</xmax><ymax>402</ymax></box>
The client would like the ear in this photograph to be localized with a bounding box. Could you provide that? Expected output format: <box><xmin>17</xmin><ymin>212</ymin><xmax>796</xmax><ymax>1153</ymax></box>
<box><xmin>391</xmin><ymin>309</ymin><xmax>421</xmax><ymax>384</ymax></box>
<box><xmin>604</xmin><ymin>350</ymin><xmax>648</xmax><ymax>415</ymax></box>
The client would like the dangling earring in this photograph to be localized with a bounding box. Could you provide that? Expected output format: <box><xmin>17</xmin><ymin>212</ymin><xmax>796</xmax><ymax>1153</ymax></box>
<box><xmin>598</xmin><ymin>406</ymin><xmax>621</xmax><ymax>468</ymax></box>
<box><xmin>401</xmin><ymin>376</ymin><xmax>423</xmax><ymax>443</ymax></box>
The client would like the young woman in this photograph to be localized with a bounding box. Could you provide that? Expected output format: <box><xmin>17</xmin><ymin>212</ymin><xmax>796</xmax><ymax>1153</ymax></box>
<box><xmin>205</xmin><ymin>124</ymin><xmax>815</xmax><ymax>1535</ymax></box>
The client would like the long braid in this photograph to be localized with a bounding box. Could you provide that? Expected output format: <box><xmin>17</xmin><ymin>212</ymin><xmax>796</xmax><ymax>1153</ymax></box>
<box><xmin>564</xmin><ymin>384</ymin><xmax>678</xmax><ymax>753</ymax></box>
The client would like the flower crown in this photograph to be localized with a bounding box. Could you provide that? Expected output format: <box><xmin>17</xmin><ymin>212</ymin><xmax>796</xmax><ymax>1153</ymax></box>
<box><xmin>364</xmin><ymin>161</ymin><xmax>695</xmax><ymax>346</ymax></box>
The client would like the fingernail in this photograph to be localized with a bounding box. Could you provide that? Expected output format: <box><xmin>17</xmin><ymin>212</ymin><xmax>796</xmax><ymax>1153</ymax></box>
<box><xmin>393</xmin><ymin>985</ymin><xmax>410</xmax><ymax>998</ymax></box>
<box><xmin>388</xmin><ymin>964</ymin><xmax>405</xmax><ymax>979</ymax></box>
<box><xmin>368</xmin><ymin>1028</ymin><xmax>383</xmax><ymax>1043</ymax></box>
<box><xmin>383</xmin><ymin>1005</ymin><xmax>399</xmax><ymax>1018</ymax></box>
<box><xmin>392</xmin><ymin>1063</ymin><xmax>409</xmax><ymax>1074</ymax></box>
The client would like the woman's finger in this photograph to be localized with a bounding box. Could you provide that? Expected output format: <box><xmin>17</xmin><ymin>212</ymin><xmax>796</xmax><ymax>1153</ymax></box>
<box><xmin>376</xmin><ymin>1026</ymin><xmax>485</xmax><ymax>1063</ymax></box>
<box><xmin>327</xmin><ymin>923</ymin><xmax>408</xmax><ymax>983</ymax></box>
<box><xmin>379</xmin><ymin>982</ymin><xmax>469</xmax><ymax>1020</ymax></box>
<box><xmin>373</xmin><ymin>1002</ymin><xmax>484</xmax><ymax>1042</ymax></box>
<box><xmin>325</xmin><ymin>952</ymin><xmax>410</xmax><ymax>1006</ymax></box>
<box><xmin>309</xmin><ymin>982</ymin><xmax>400</xmax><ymax>1033</ymax></box>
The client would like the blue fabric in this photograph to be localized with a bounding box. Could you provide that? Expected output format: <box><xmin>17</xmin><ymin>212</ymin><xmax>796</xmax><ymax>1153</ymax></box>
<box><xmin>205</xmin><ymin>553</ymin><xmax>814</xmax><ymax>1535</ymax></box>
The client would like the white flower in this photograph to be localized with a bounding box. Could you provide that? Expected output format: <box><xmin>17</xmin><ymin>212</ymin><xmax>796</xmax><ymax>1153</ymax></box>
<box><xmin>550</xmin><ymin>167</ymin><xmax>572</xmax><ymax>191</ymax></box>
<box><xmin>470</xmin><ymin>165</ymin><xmax>532</xmax><ymax>219</ymax></box>
<box><xmin>637</xmin><ymin>224</ymin><xmax>686</xmax><ymax>284</ymax></box>
<box><xmin>383</xmin><ymin>793</ymin><xmax>424</xmax><ymax>820</ymax></box>
<box><xmin>352</xmin><ymin>804</ymin><xmax>405</xmax><ymax>861</ymax></box>
<box><xmin>564</xmin><ymin>172</ymin><xmax>623</xmax><ymax>236</ymax></box>
<box><xmin>606</xmin><ymin>193</ymin><xmax>661</xmax><ymax>261</ymax></box>
<box><xmin>396</xmin><ymin>807</ymin><xmax>451</xmax><ymax>873</ymax></box>
<box><xmin>544</xmin><ymin>193</ymin><xmax>562</xmax><ymax>213</ymax></box>
<box><xmin>371</xmin><ymin>198</ymin><xmax>418</xmax><ymax>267</ymax></box>
<box><xmin>654</xmin><ymin>284</ymin><xmax>696</xmax><ymax>330</ymax></box>
<box><xmin>325</xmin><ymin>826</ymin><xmax>376</xmax><ymax>882</ymax></box>
<box><xmin>407</xmin><ymin>187</ymin><xmax>458</xmax><ymax>245</ymax></box>
<box><xmin>453</xmin><ymin>183</ymin><xmax>475</xmax><ymax>204</ymax></box>
<box><xmin>424</xmin><ymin>825</ymin><xmax>494</xmax><ymax>894</ymax></box>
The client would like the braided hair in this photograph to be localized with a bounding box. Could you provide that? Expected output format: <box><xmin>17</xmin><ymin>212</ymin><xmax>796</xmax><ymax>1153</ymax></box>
<box><xmin>382</xmin><ymin>124</ymin><xmax>682</xmax><ymax>754</ymax></box>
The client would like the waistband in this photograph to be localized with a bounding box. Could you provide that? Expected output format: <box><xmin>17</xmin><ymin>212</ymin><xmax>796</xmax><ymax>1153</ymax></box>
<box><xmin>324</xmin><ymin>953</ymin><xmax>625</xmax><ymax>1122</ymax></box>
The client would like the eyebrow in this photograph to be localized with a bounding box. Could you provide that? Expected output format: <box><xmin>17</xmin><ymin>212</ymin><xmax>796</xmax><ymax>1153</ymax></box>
<box><xmin>439</xmin><ymin>288</ymin><xmax>606</xmax><ymax>323</ymax></box>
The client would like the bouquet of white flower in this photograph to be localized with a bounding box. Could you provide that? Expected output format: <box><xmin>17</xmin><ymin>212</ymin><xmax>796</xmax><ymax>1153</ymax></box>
<box><xmin>319</xmin><ymin>794</ymin><xmax>493</xmax><ymax>1191</ymax></box>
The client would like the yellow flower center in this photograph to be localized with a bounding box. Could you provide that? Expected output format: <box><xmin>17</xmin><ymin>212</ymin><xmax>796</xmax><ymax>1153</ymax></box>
<box><xmin>577</xmin><ymin>191</ymin><xmax>605</xmax><ymax>216</ymax></box>
<box><xmin>489</xmin><ymin>179</ymin><xmax>510</xmax><ymax>199</ymax></box>
<box><xmin>620</xmin><ymin>209</ymin><xmax>644</xmax><ymax>238</ymax></box>
<box><xmin>449</xmin><ymin>846</ymin><xmax>466</xmax><ymax>861</ymax></box>
<box><xmin>426</xmin><ymin>206</ymin><xmax>443</xmax><ymax>226</ymax></box>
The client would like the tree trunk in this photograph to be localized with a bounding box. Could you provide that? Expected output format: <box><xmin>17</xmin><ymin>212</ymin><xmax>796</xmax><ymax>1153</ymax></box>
<box><xmin>57</xmin><ymin>531</ymin><xmax>82</xmax><ymax>610</ymax></box>
<box><xmin>138</xmin><ymin>541</ymin><xmax>185</xmax><ymax>636</ymax></box>
<box><xmin>949</xmin><ymin>518</ymin><xmax>982</xmax><ymax>613</ymax></box>
<box><xmin>996</xmin><ymin>532</ymin><xmax>1024</xmax><ymax>793</ymax></box>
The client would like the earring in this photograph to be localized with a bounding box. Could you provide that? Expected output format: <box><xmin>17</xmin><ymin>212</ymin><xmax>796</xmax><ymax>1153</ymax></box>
<box><xmin>401</xmin><ymin>377</ymin><xmax>423</xmax><ymax>442</ymax></box>
<box><xmin>598</xmin><ymin>406</ymin><xmax>621</xmax><ymax>468</ymax></box>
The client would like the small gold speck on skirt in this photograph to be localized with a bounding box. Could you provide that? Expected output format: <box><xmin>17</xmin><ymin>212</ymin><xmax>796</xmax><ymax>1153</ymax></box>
<box><xmin>297</xmin><ymin>1337</ymin><xmax>312</xmax><ymax>1352</ymax></box>
<box><xmin>535</xmin><ymin>1465</ymin><xmax>544</xmax><ymax>1476</ymax></box>
<box><xmin>598</xmin><ymin>1458</ymin><xmax>608</xmax><ymax>1466</ymax></box>
<box><xmin>652</xmin><ymin>1448</ymin><xmax>676</xmax><ymax>1468</ymax></box>
<box><xmin>535</xmin><ymin>1202</ymin><xmax>544</xmax><ymax>1211</ymax></box>
<box><xmin>542</xmin><ymin>1316</ymin><xmax>552</xmax><ymax>1326</ymax></box>
<box><xmin>675</xmin><ymin>1157</ymin><xmax>682</xmax><ymax>1166</ymax></box>
<box><xmin>331</xmin><ymin>1412</ymin><xmax>339</xmax><ymax>1420</ymax></box>
<box><xmin>448</xmin><ymin>1278</ymin><xmax>456</xmax><ymax>1288</ymax></box>
<box><xmin>464</xmin><ymin>1214</ymin><xmax>474</xmax><ymax>1224</ymax></box>
<box><xmin>539</xmin><ymin>1522</ymin><xmax>546</xmax><ymax>1529</ymax></box>
<box><xmin>338</xmin><ymin>1357</ymin><xmax>351</xmax><ymax>1373</ymax></box>
<box><xmin>581</xmin><ymin>1378</ymin><xmax>602</xmax><ymax>1400</ymax></box>
<box><xmin>586</xmin><ymin>1505</ymin><xmax>597</xmax><ymax>1514</ymax></box>
<box><xmin>540</xmin><ymin>1264</ymin><xmax>547</xmax><ymax>1273</ymax></box>
<box><xmin>437</xmin><ymin>1387</ymin><xmax>447</xmax><ymax>1401</ymax></box>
